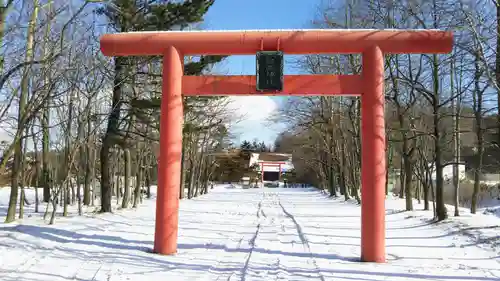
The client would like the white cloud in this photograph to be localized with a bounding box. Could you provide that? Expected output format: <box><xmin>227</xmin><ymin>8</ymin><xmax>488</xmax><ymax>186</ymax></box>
<box><xmin>227</xmin><ymin>96</ymin><xmax>277</xmax><ymax>121</ymax></box>
<box><xmin>226</xmin><ymin>96</ymin><xmax>279</xmax><ymax>145</ymax></box>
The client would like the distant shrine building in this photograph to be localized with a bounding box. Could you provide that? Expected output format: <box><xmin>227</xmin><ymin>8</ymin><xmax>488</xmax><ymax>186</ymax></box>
<box><xmin>249</xmin><ymin>152</ymin><xmax>294</xmax><ymax>182</ymax></box>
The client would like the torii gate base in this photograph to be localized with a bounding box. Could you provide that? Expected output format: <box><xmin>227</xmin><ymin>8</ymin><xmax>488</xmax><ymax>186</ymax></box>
<box><xmin>100</xmin><ymin>29</ymin><xmax>452</xmax><ymax>263</ymax></box>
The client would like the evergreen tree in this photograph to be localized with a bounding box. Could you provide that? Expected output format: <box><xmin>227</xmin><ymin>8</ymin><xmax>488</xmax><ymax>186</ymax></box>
<box><xmin>240</xmin><ymin>139</ymin><xmax>270</xmax><ymax>152</ymax></box>
<box><xmin>257</xmin><ymin>141</ymin><xmax>268</xmax><ymax>152</ymax></box>
<box><xmin>240</xmin><ymin>140</ymin><xmax>252</xmax><ymax>151</ymax></box>
<box><xmin>97</xmin><ymin>0</ymin><xmax>224</xmax><ymax>212</ymax></box>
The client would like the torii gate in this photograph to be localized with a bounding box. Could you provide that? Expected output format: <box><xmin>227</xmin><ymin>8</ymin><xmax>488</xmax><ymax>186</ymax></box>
<box><xmin>259</xmin><ymin>162</ymin><xmax>286</xmax><ymax>183</ymax></box>
<box><xmin>100</xmin><ymin>29</ymin><xmax>453</xmax><ymax>263</ymax></box>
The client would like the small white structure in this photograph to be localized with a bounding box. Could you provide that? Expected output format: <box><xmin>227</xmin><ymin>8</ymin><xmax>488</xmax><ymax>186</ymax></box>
<box><xmin>240</xmin><ymin>176</ymin><xmax>251</xmax><ymax>189</ymax></box>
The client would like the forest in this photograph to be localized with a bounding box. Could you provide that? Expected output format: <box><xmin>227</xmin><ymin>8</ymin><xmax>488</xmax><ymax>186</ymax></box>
<box><xmin>270</xmin><ymin>0</ymin><xmax>500</xmax><ymax>221</ymax></box>
<box><xmin>0</xmin><ymin>0</ymin><xmax>499</xmax><ymax>226</ymax></box>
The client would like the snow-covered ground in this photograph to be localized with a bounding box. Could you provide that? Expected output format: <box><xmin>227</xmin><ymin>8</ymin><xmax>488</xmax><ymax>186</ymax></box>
<box><xmin>0</xmin><ymin>185</ymin><xmax>499</xmax><ymax>281</ymax></box>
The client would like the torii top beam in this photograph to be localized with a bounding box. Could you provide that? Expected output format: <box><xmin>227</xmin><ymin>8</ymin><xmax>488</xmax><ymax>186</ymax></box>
<box><xmin>100</xmin><ymin>29</ymin><xmax>453</xmax><ymax>56</ymax></box>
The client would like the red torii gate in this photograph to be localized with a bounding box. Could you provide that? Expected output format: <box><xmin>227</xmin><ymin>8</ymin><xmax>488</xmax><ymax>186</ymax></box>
<box><xmin>100</xmin><ymin>29</ymin><xmax>453</xmax><ymax>263</ymax></box>
<box><xmin>259</xmin><ymin>161</ymin><xmax>286</xmax><ymax>183</ymax></box>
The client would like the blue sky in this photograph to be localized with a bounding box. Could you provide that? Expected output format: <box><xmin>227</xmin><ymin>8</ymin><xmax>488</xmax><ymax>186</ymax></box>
<box><xmin>0</xmin><ymin>0</ymin><xmax>320</xmax><ymax>148</ymax></box>
<box><xmin>202</xmin><ymin>0</ymin><xmax>320</xmax><ymax>147</ymax></box>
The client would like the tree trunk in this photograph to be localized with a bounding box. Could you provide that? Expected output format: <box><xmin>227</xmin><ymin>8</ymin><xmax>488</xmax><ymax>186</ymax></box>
<box><xmin>423</xmin><ymin>160</ymin><xmax>430</xmax><ymax>211</ymax></box>
<box><xmin>434</xmin><ymin>112</ymin><xmax>447</xmax><ymax>220</ymax></box>
<box><xmin>179</xmin><ymin>137</ymin><xmax>187</xmax><ymax>199</ymax></box>
<box><xmin>451</xmin><ymin>60</ymin><xmax>461</xmax><ymax>217</ymax></box>
<box><xmin>339</xmin><ymin>138</ymin><xmax>350</xmax><ymax>200</ymax></box>
<box><xmin>145</xmin><ymin>167</ymin><xmax>151</xmax><ymax>199</ymax></box>
<box><xmin>471</xmin><ymin>163</ymin><xmax>481</xmax><ymax>214</ymax></box>
<box><xmin>63</xmin><ymin>181</ymin><xmax>69</xmax><ymax>217</ymax></box>
<box><xmin>496</xmin><ymin>1</ymin><xmax>500</xmax><ymax>149</ymax></box>
<box><xmin>385</xmin><ymin>162</ymin><xmax>389</xmax><ymax>196</ymax></box>
<box><xmin>83</xmin><ymin>105</ymin><xmax>92</xmax><ymax>205</ymax></box>
<box><xmin>19</xmin><ymin>186</ymin><xmax>24</xmax><ymax>219</ymax></box>
<box><xmin>122</xmin><ymin>148</ymin><xmax>131</xmax><ymax>209</ymax></box>
<box><xmin>71</xmin><ymin>178</ymin><xmax>76</xmax><ymax>205</ymax></box>
<box><xmin>193</xmin><ymin>151</ymin><xmax>206</xmax><ymax>198</ymax></box>
<box><xmin>5</xmin><ymin>0</ymin><xmax>38</xmax><ymax>223</ymax></box>
<box><xmin>399</xmin><ymin>156</ymin><xmax>405</xmax><ymax>198</ymax></box>
<box><xmin>100</xmin><ymin>57</ymin><xmax>125</xmax><ymax>213</ymax></box>
<box><xmin>91</xmin><ymin>113</ymin><xmax>98</xmax><ymax>207</ymax></box>
<box><xmin>415</xmin><ymin>180</ymin><xmax>421</xmax><ymax>203</ymax></box>
<box><xmin>113</xmin><ymin>148</ymin><xmax>119</xmax><ymax>200</ymax></box>
<box><xmin>430</xmin><ymin>53</ymin><xmax>447</xmax><ymax>221</ymax></box>
<box><xmin>19</xmin><ymin>125</ymin><xmax>30</xmax><ymax>219</ymax></box>
<box><xmin>63</xmin><ymin>87</ymin><xmax>75</xmax><ymax>217</ymax></box>
<box><xmin>0</xmin><ymin>1</ymin><xmax>15</xmax><ymax>74</ymax></box>
<box><xmin>49</xmin><ymin>191</ymin><xmax>58</xmax><ymax>225</ymax></box>
<box><xmin>41</xmin><ymin>1</ymin><xmax>53</xmax><ymax>204</ymax></box>
<box><xmin>404</xmin><ymin>156</ymin><xmax>413</xmax><ymax>211</ymax></box>
<box><xmin>77</xmin><ymin>114</ymin><xmax>86</xmax><ymax>216</ymax></box>
<box><xmin>33</xmin><ymin>125</ymin><xmax>40</xmax><ymax>213</ymax></box>
<box><xmin>327</xmin><ymin>98</ymin><xmax>336</xmax><ymax>197</ymax></box>
<box><xmin>49</xmin><ymin>168</ymin><xmax>60</xmax><ymax>225</ymax></box>
<box><xmin>471</xmin><ymin>54</ymin><xmax>485</xmax><ymax>214</ymax></box>
<box><xmin>133</xmin><ymin>157</ymin><xmax>142</xmax><ymax>208</ymax></box>
<box><xmin>187</xmin><ymin>157</ymin><xmax>196</xmax><ymax>199</ymax></box>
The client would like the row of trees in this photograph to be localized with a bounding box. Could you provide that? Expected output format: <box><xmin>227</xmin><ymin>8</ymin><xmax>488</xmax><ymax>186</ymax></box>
<box><xmin>2</xmin><ymin>0</ymin><xmax>500</xmax><ymax>225</ymax></box>
<box><xmin>240</xmin><ymin>139</ymin><xmax>272</xmax><ymax>152</ymax></box>
<box><xmin>0</xmin><ymin>0</ymin><xmax>238</xmax><ymax>223</ymax></box>
<box><xmin>273</xmin><ymin>0</ymin><xmax>500</xmax><ymax>221</ymax></box>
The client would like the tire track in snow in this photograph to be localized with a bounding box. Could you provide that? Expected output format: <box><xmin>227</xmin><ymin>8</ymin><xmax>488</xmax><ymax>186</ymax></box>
<box><xmin>200</xmin><ymin>193</ymin><xmax>263</xmax><ymax>281</ymax></box>
<box><xmin>278</xmin><ymin>198</ymin><xmax>326</xmax><ymax>281</ymax></box>
<box><xmin>240</xmin><ymin>200</ymin><xmax>264</xmax><ymax>281</ymax></box>
<box><xmin>270</xmin><ymin>192</ymin><xmax>293</xmax><ymax>281</ymax></box>
<box><xmin>241</xmin><ymin>191</ymin><xmax>326</xmax><ymax>281</ymax></box>
<box><xmin>240</xmin><ymin>191</ymin><xmax>283</xmax><ymax>281</ymax></box>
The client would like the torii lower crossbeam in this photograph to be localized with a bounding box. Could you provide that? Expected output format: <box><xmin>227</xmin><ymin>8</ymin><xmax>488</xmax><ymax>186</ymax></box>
<box><xmin>100</xmin><ymin>29</ymin><xmax>453</xmax><ymax>263</ymax></box>
<box><xmin>182</xmin><ymin>75</ymin><xmax>362</xmax><ymax>96</ymax></box>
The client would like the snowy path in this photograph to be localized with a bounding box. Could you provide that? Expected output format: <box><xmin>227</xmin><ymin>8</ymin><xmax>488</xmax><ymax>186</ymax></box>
<box><xmin>0</xmin><ymin>186</ymin><xmax>499</xmax><ymax>281</ymax></box>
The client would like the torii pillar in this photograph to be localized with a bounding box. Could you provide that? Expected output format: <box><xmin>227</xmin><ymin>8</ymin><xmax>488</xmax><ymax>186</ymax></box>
<box><xmin>100</xmin><ymin>29</ymin><xmax>453</xmax><ymax>263</ymax></box>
